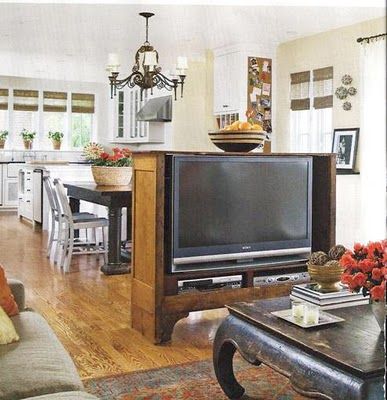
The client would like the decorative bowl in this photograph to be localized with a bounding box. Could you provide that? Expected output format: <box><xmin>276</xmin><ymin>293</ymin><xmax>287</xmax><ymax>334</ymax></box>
<box><xmin>91</xmin><ymin>166</ymin><xmax>132</xmax><ymax>186</ymax></box>
<box><xmin>307</xmin><ymin>261</ymin><xmax>345</xmax><ymax>293</ymax></box>
<box><xmin>208</xmin><ymin>130</ymin><xmax>267</xmax><ymax>152</ymax></box>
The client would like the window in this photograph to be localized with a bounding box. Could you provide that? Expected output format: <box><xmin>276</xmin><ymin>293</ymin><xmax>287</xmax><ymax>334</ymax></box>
<box><xmin>117</xmin><ymin>90</ymin><xmax>124</xmax><ymax>138</ymax></box>
<box><xmin>43</xmin><ymin>91</ymin><xmax>67</xmax><ymax>148</ymax></box>
<box><xmin>290</xmin><ymin>67</ymin><xmax>333</xmax><ymax>152</ymax></box>
<box><xmin>13</xmin><ymin>90</ymin><xmax>39</xmax><ymax>148</ymax></box>
<box><xmin>0</xmin><ymin>89</ymin><xmax>9</xmax><ymax>132</ymax></box>
<box><xmin>71</xmin><ymin>93</ymin><xmax>94</xmax><ymax>149</ymax></box>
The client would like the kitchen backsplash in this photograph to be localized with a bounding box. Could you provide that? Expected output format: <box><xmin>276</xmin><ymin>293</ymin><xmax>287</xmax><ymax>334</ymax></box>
<box><xmin>0</xmin><ymin>150</ymin><xmax>85</xmax><ymax>162</ymax></box>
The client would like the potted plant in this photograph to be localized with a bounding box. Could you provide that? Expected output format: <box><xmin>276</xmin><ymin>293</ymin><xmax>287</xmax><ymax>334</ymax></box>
<box><xmin>340</xmin><ymin>241</ymin><xmax>386</xmax><ymax>331</ymax></box>
<box><xmin>83</xmin><ymin>143</ymin><xmax>132</xmax><ymax>186</ymax></box>
<box><xmin>20</xmin><ymin>129</ymin><xmax>36</xmax><ymax>149</ymax></box>
<box><xmin>0</xmin><ymin>130</ymin><xmax>8</xmax><ymax>149</ymax></box>
<box><xmin>48</xmin><ymin>131</ymin><xmax>64</xmax><ymax>150</ymax></box>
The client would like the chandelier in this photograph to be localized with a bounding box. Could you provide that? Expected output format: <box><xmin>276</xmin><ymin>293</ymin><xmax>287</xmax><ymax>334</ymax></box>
<box><xmin>107</xmin><ymin>12</ymin><xmax>188</xmax><ymax>101</ymax></box>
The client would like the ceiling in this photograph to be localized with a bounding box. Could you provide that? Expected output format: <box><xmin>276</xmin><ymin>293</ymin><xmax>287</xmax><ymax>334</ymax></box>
<box><xmin>0</xmin><ymin>2</ymin><xmax>385</xmax><ymax>82</ymax></box>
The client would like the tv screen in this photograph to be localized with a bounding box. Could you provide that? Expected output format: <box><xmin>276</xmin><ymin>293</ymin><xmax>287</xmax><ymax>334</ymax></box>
<box><xmin>172</xmin><ymin>155</ymin><xmax>312</xmax><ymax>265</ymax></box>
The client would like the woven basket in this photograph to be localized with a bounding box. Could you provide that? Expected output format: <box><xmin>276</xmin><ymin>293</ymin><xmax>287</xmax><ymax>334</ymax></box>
<box><xmin>91</xmin><ymin>166</ymin><xmax>132</xmax><ymax>186</ymax></box>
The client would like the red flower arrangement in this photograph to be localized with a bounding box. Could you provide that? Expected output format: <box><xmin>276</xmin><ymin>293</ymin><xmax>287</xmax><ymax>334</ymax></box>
<box><xmin>340</xmin><ymin>241</ymin><xmax>387</xmax><ymax>301</ymax></box>
<box><xmin>84</xmin><ymin>144</ymin><xmax>132</xmax><ymax>167</ymax></box>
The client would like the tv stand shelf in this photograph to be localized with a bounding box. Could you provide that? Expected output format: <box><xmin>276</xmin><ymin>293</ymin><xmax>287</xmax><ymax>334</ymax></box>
<box><xmin>131</xmin><ymin>151</ymin><xmax>336</xmax><ymax>344</ymax></box>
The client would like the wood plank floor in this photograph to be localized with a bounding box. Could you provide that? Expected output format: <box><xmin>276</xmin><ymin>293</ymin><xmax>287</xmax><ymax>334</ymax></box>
<box><xmin>0</xmin><ymin>212</ymin><xmax>227</xmax><ymax>380</ymax></box>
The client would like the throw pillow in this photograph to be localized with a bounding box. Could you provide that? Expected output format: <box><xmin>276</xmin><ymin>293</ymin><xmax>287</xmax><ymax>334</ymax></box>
<box><xmin>0</xmin><ymin>305</ymin><xmax>19</xmax><ymax>344</ymax></box>
<box><xmin>0</xmin><ymin>265</ymin><xmax>19</xmax><ymax>316</ymax></box>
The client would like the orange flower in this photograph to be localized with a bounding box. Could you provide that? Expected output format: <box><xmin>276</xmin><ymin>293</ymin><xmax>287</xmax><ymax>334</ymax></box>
<box><xmin>100</xmin><ymin>152</ymin><xmax>109</xmax><ymax>160</ymax></box>
<box><xmin>340</xmin><ymin>252</ymin><xmax>357</xmax><ymax>268</ymax></box>
<box><xmin>370</xmin><ymin>282</ymin><xmax>386</xmax><ymax>301</ymax></box>
<box><xmin>371</xmin><ymin>268</ymin><xmax>383</xmax><ymax>281</ymax></box>
<box><xmin>341</xmin><ymin>273</ymin><xmax>353</xmax><ymax>286</ymax></box>
<box><xmin>352</xmin><ymin>272</ymin><xmax>367</xmax><ymax>288</ymax></box>
<box><xmin>353</xmin><ymin>242</ymin><xmax>363</xmax><ymax>252</ymax></box>
<box><xmin>367</xmin><ymin>241</ymin><xmax>383</xmax><ymax>259</ymax></box>
<box><xmin>358</xmin><ymin>259</ymin><xmax>375</xmax><ymax>273</ymax></box>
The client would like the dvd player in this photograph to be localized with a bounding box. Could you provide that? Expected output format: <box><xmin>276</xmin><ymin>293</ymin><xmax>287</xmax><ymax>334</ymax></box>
<box><xmin>254</xmin><ymin>272</ymin><xmax>310</xmax><ymax>286</ymax></box>
<box><xmin>178</xmin><ymin>275</ymin><xmax>242</xmax><ymax>293</ymax></box>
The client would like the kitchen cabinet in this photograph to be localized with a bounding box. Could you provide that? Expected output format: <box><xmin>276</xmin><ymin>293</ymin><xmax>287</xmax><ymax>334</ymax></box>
<box><xmin>110</xmin><ymin>87</ymin><xmax>167</xmax><ymax>144</ymax></box>
<box><xmin>0</xmin><ymin>163</ymin><xmax>24</xmax><ymax>208</ymax></box>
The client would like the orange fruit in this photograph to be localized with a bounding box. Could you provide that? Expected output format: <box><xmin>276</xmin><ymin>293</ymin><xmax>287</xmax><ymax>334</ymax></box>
<box><xmin>239</xmin><ymin>121</ymin><xmax>252</xmax><ymax>130</ymax></box>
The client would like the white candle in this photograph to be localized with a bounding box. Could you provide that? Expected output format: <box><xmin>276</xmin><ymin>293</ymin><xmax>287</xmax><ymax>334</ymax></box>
<box><xmin>107</xmin><ymin>53</ymin><xmax>120</xmax><ymax>71</ymax></box>
<box><xmin>144</xmin><ymin>51</ymin><xmax>157</xmax><ymax>67</ymax></box>
<box><xmin>292</xmin><ymin>302</ymin><xmax>304</xmax><ymax>319</ymax></box>
<box><xmin>177</xmin><ymin>56</ymin><xmax>188</xmax><ymax>70</ymax></box>
<box><xmin>303</xmin><ymin>305</ymin><xmax>319</xmax><ymax>325</ymax></box>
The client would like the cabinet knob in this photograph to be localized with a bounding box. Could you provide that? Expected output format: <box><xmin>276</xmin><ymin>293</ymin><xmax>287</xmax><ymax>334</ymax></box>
<box><xmin>222</xmin><ymin>105</ymin><xmax>229</xmax><ymax>108</ymax></box>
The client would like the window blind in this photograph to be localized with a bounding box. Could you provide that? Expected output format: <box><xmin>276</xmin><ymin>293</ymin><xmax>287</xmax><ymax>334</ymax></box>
<box><xmin>0</xmin><ymin>89</ymin><xmax>9</xmax><ymax>110</ymax></box>
<box><xmin>290</xmin><ymin>71</ymin><xmax>310</xmax><ymax>111</ymax></box>
<box><xmin>13</xmin><ymin>90</ymin><xmax>39</xmax><ymax>111</ymax></box>
<box><xmin>313</xmin><ymin>67</ymin><xmax>333</xmax><ymax>109</ymax></box>
<box><xmin>71</xmin><ymin>93</ymin><xmax>95</xmax><ymax>114</ymax></box>
<box><xmin>43</xmin><ymin>91</ymin><xmax>67</xmax><ymax>112</ymax></box>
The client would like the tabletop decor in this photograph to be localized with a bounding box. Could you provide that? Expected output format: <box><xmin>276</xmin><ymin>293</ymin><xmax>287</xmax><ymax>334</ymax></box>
<box><xmin>20</xmin><ymin>129</ymin><xmax>36</xmax><ymax>149</ymax></box>
<box><xmin>209</xmin><ymin>119</ymin><xmax>268</xmax><ymax>152</ymax></box>
<box><xmin>340</xmin><ymin>241</ymin><xmax>387</xmax><ymax>331</ymax></box>
<box><xmin>48</xmin><ymin>131</ymin><xmax>64</xmax><ymax>150</ymax></box>
<box><xmin>83</xmin><ymin>143</ymin><xmax>132</xmax><ymax>186</ymax></box>
<box><xmin>331</xmin><ymin>127</ymin><xmax>359</xmax><ymax>172</ymax></box>
<box><xmin>0</xmin><ymin>130</ymin><xmax>8</xmax><ymax>149</ymax></box>
<box><xmin>307</xmin><ymin>245</ymin><xmax>346</xmax><ymax>292</ymax></box>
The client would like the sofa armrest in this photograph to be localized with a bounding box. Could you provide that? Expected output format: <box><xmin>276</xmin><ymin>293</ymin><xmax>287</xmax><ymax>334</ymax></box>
<box><xmin>8</xmin><ymin>279</ymin><xmax>25</xmax><ymax>311</ymax></box>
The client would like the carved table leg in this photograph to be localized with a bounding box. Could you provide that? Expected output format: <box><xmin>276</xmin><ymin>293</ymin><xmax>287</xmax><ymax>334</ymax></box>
<box><xmin>213</xmin><ymin>339</ymin><xmax>245</xmax><ymax>399</ymax></box>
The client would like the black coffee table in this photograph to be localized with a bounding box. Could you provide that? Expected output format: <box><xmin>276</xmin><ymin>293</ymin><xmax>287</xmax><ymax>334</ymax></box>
<box><xmin>213</xmin><ymin>297</ymin><xmax>385</xmax><ymax>400</ymax></box>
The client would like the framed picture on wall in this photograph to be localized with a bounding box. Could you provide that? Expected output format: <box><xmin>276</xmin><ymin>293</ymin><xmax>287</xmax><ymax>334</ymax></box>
<box><xmin>331</xmin><ymin>128</ymin><xmax>359</xmax><ymax>171</ymax></box>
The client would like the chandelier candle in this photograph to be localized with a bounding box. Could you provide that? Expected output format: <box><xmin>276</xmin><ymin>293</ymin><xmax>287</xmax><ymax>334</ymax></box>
<box><xmin>107</xmin><ymin>12</ymin><xmax>187</xmax><ymax>101</ymax></box>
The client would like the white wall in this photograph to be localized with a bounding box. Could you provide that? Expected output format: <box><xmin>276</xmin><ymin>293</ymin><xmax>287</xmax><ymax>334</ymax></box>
<box><xmin>275</xmin><ymin>17</ymin><xmax>386</xmax><ymax>247</ymax></box>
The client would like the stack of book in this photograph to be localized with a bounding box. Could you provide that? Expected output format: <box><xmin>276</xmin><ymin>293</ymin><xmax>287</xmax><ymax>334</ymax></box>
<box><xmin>290</xmin><ymin>283</ymin><xmax>370</xmax><ymax>310</ymax></box>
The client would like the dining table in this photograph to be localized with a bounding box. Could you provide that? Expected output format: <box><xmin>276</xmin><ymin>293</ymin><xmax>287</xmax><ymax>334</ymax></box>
<box><xmin>64</xmin><ymin>182</ymin><xmax>131</xmax><ymax>275</ymax></box>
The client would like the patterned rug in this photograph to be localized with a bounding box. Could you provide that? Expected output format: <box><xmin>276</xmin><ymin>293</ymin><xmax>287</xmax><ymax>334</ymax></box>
<box><xmin>84</xmin><ymin>357</ymin><xmax>308</xmax><ymax>400</ymax></box>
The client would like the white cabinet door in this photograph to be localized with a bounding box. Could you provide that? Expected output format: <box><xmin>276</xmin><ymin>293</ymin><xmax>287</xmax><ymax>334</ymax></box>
<box><xmin>3</xmin><ymin>178</ymin><xmax>19</xmax><ymax>206</ymax></box>
<box><xmin>213</xmin><ymin>51</ymin><xmax>241</xmax><ymax>114</ymax></box>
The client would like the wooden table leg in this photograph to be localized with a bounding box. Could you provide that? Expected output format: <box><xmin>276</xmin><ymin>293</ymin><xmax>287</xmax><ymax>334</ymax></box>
<box><xmin>101</xmin><ymin>206</ymin><xmax>129</xmax><ymax>275</ymax></box>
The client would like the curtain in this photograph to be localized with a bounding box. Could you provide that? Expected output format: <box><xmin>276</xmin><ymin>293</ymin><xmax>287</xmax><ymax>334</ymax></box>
<box><xmin>312</xmin><ymin>67</ymin><xmax>333</xmax><ymax>109</ymax></box>
<box><xmin>359</xmin><ymin>38</ymin><xmax>386</xmax><ymax>242</ymax></box>
<box><xmin>0</xmin><ymin>89</ymin><xmax>8</xmax><ymax>110</ymax></box>
<box><xmin>290</xmin><ymin>71</ymin><xmax>310</xmax><ymax>111</ymax></box>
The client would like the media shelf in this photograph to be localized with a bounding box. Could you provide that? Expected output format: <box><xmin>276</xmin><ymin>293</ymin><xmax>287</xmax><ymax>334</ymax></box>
<box><xmin>131</xmin><ymin>151</ymin><xmax>336</xmax><ymax>343</ymax></box>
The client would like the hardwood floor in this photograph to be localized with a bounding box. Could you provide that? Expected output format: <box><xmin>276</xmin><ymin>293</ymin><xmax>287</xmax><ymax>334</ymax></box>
<box><xmin>0</xmin><ymin>212</ymin><xmax>227</xmax><ymax>379</ymax></box>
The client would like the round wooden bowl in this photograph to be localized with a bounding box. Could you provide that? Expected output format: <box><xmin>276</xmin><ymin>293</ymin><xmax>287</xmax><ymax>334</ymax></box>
<box><xmin>307</xmin><ymin>261</ymin><xmax>345</xmax><ymax>293</ymax></box>
<box><xmin>209</xmin><ymin>130</ymin><xmax>266</xmax><ymax>152</ymax></box>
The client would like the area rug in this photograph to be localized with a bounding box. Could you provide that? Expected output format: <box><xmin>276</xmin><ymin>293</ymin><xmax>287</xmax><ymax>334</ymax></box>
<box><xmin>84</xmin><ymin>357</ymin><xmax>308</xmax><ymax>400</ymax></box>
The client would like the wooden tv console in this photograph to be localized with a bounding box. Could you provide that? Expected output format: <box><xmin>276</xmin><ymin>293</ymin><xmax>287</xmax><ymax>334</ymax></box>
<box><xmin>131</xmin><ymin>151</ymin><xmax>336</xmax><ymax>344</ymax></box>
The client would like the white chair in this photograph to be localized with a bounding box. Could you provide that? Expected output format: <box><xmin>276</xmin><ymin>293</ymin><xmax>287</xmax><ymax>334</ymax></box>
<box><xmin>54</xmin><ymin>178</ymin><xmax>109</xmax><ymax>272</ymax></box>
<box><xmin>43</xmin><ymin>176</ymin><xmax>96</xmax><ymax>262</ymax></box>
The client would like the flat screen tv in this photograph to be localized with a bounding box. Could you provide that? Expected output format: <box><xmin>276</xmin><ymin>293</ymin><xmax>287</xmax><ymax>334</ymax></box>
<box><xmin>170</xmin><ymin>155</ymin><xmax>313</xmax><ymax>273</ymax></box>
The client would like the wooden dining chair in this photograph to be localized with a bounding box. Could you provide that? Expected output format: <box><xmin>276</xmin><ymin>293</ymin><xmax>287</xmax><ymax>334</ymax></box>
<box><xmin>54</xmin><ymin>178</ymin><xmax>109</xmax><ymax>272</ymax></box>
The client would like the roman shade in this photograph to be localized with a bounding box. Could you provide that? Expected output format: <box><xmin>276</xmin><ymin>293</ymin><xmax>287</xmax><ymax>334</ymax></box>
<box><xmin>313</xmin><ymin>67</ymin><xmax>333</xmax><ymax>109</ymax></box>
<box><xmin>13</xmin><ymin>90</ymin><xmax>39</xmax><ymax>111</ymax></box>
<box><xmin>43</xmin><ymin>91</ymin><xmax>67</xmax><ymax>112</ymax></box>
<box><xmin>290</xmin><ymin>71</ymin><xmax>310</xmax><ymax>111</ymax></box>
<box><xmin>0</xmin><ymin>89</ymin><xmax>9</xmax><ymax>110</ymax></box>
<box><xmin>71</xmin><ymin>93</ymin><xmax>95</xmax><ymax>114</ymax></box>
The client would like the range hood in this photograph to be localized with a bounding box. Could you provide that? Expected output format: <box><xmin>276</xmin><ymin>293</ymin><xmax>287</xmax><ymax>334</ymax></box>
<box><xmin>136</xmin><ymin>95</ymin><xmax>172</xmax><ymax>122</ymax></box>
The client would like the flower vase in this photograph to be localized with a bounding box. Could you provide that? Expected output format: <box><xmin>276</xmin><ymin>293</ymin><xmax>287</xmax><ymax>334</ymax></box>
<box><xmin>371</xmin><ymin>300</ymin><xmax>386</xmax><ymax>332</ymax></box>
<box><xmin>23</xmin><ymin>140</ymin><xmax>33</xmax><ymax>150</ymax></box>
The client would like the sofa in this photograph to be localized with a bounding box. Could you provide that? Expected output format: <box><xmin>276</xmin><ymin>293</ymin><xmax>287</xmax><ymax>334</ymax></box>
<box><xmin>0</xmin><ymin>279</ymin><xmax>98</xmax><ymax>400</ymax></box>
